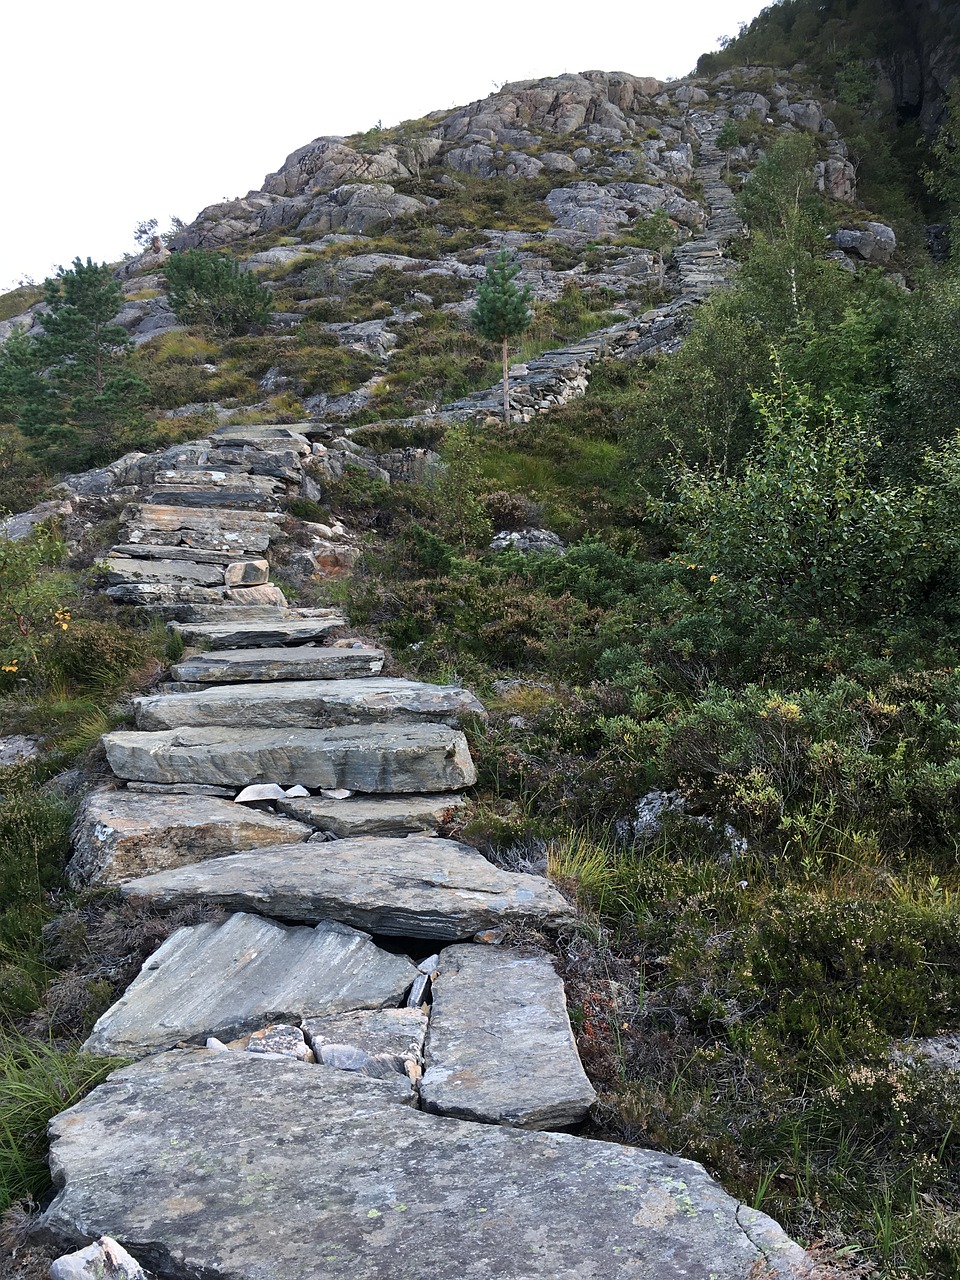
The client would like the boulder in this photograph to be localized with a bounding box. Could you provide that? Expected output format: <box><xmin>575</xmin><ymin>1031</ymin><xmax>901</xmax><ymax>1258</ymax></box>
<box><xmin>120</xmin><ymin>836</ymin><xmax>574</xmax><ymax>940</ymax></box>
<box><xmin>134</xmin><ymin>677</ymin><xmax>485</xmax><ymax>731</ymax></box>
<box><xmin>37</xmin><ymin>1050</ymin><xmax>813</xmax><ymax>1279</ymax></box>
<box><xmin>67</xmin><ymin>789</ymin><xmax>312</xmax><ymax>885</ymax></box>
<box><xmin>169</xmin><ymin>644</ymin><xmax>384</xmax><ymax>684</ymax></box>
<box><xmin>420</xmin><ymin>945</ymin><xmax>595</xmax><ymax>1129</ymax></box>
<box><xmin>50</xmin><ymin>1236</ymin><xmax>151</xmax><ymax>1280</ymax></box>
<box><xmin>83</xmin><ymin>913</ymin><xmax>418</xmax><ymax>1057</ymax></box>
<box><xmin>102</xmin><ymin>723</ymin><xmax>477</xmax><ymax>792</ymax></box>
<box><xmin>223</xmin><ymin>559</ymin><xmax>270</xmax><ymax>587</ymax></box>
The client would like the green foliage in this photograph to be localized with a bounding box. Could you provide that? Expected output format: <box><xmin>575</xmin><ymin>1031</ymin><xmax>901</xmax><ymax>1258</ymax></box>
<box><xmin>432</xmin><ymin>425</ymin><xmax>494</xmax><ymax>550</ymax></box>
<box><xmin>0</xmin><ymin>1033</ymin><xmax>123</xmax><ymax>1209</ymax></box>
<box><xmin>470</xmin><ymin>248</ymin><xmax>533</xmax><ymax>346</ymax></box>
<box><xmin>164</xmin><ymin>249</ymin><xmax>273</xmax><ymax>336</ymax></box>
<box><xmin>0</xmin><ymin>259</ymin><xmax>150</xmax><ymax>469</ymax></box>
<box><xmin>0</xmin><ymin>526</ymin><xmax>74</xmax><ymax>680</ymax></box>
<box><xmin>662</xmin><ymin>366</ymin><xmax>937</xmax><ymax>619</ymax></box>
<box><xmin>924</xmin><ymin>89</ymin><xmax>960</xmax><ymax>236</ymax></box>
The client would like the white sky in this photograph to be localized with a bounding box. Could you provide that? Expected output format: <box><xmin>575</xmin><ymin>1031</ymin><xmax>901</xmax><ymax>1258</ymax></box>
<box><xmin>1</xmin><ymin>0</ymin><xmax>769</xmax><ymax>293</ymax></box>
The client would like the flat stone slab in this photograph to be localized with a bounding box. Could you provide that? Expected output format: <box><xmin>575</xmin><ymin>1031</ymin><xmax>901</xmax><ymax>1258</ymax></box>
<box><xmin>168</xmin><ymin>617</ymin><xmax>346</xmax><ymax>650</ymax></box>
<box><xmin>68</xmin><ymin>789</ymin><xmax>312</xmax><ymax>886</ymax></box>
<box><xmin>83</xmin><ymin>913</ymin><xmax>417</xmax><ymax>1057</ymax></box>
<box><xmin>38</xmin><ymin>1050</ymin><xmax>812</xmax><ymax>1279</ymax></box>
<box><xmin>170</xmin><ymin>645</ymin><xmax>384</xmax><ymax>684</ymax></box>
<box><xmin>135</xmin><ymin>677</ymin><xmax>485</xmax><ymax>731</ymax></box>
<box><xmin>121</xmin><ymin>503</ymin><xmax>282</xmax><ymax>554</ymax></box>
<box><xmin>303</xmin><ymin>1006</ymin><xmax>428</xmax><ymax>1080</ymax></box>
<box><xmin>101</xmin><ymin>556</ymin><xmax>225</xmax><ymax>586</ymax></box>
<box><xmin>102</xmin><ymin>724</ymin><xmax>476</xmax><ymax>791</ymax></box>
<box><xmin>106</xmin><ymin>582</ymin><xmax>226</xmax><ymax>606</ymax></box>
<box><xmin>120</xmin><ymin>837</ymin><xmax>574</xmax><ymax>940</ymax></box>
<box><xmin>279</xmin><ymin>792</ymin><xmax>466</xmax><ymax>836</ymax></box>
<box><xmin>420</xmin><ymin>945</ymin><xmax>595</xmax><ymax>1129</ymax></box>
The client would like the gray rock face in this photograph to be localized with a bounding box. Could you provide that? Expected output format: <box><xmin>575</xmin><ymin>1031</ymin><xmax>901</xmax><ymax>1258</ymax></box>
<box><xmin>420</xmin><ymin>945</ymin><xmax>595</xmax><ymax>1129</ymax></box>
<box><xmin>169</xmin><ymin>644</ymin><xmax>385</xmax><ymax>684</ymax></box>
<box><xmin>833</xmin><ymin>221</ymin><xmax>897</xmax><ymax>263</ymax></box>
<box><xmin>134</xmin><ymin>677</ymin><xmax>485</xmax><ymax>731</ymax></box>
<box><xmin>278</xmin><ymin>792</ymin><xmax>465</xmax><ymax>837</ymax></box>
<box><xmin>84</xmin><ymin>913</ymin><xmax>417</xmax><ymax>1056</ymax></box>
<box><xmin>38</xmin><ymin>1050</ymin><xmax>812</xmax><ymax>1279</ymax></box>
<box><xmin>102</xmin><ymin>723</ymin><xmax>476</xmax><ymax>792</ymax></box>
<box><xmin>120</xmin><ymin>837</ymin><xmax>574</xmax><ymax>940</ymax></box>
<box><xmin>168</xmin><ymin>616</ymin><xmax>345</xmax><ymax>650</ymax></box>
<box><xmin>304</xmin><ymin>1006</ymin><xmax>428</xmax><ymax>1080</ymax></box>
<box><xmin>67</xmin><ymin>789</ymin><xmax>312</xmax><ymax>886</ymax></box>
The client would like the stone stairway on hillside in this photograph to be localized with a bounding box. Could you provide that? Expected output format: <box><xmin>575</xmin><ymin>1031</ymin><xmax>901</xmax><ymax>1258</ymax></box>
<box><xmin>37</xmin><ymin>424</ymin><xmax>813</xmax><ymax>1278</ymax></box>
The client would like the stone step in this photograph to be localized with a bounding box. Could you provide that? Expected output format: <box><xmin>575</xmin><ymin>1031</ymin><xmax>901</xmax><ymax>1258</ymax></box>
<box><xmin>135</xmin><ymin>677</ymin><xmax>486</xmax><ymax>731</ymax></box>
<box><xmin>420</xmin><ymin>944</ymin><xmax>596</xmax><ymax>1129</ymax></box>
<box><xmin>169</xmin><ymin>644</ymin><xmax>385</xmax><ymax>684</ymax></box>
<box><xmin>39</xmin><ymin>1050</ymin><xmax>813</xmax><ymax>1280</ymax></box>
<box><xmin>120</xmin><ymin>503</ymin><xmax>283</xmax><ymax>554</ymax></box>
<box><xmin>120</xmin><ymin>836</ymin><xmax>572</xmax><ymax>940</ymax></box>
<box><xmin>102</xmin><ymin>723</ymin><xmax>477</xmax><ymax>792</ymax></box>
<box><xmin>110</xmin><ymin>544</ymin><xmax>265</xmax><ymax>566</ymax></box>
<box><xmin>83</xmin><ymin>913</ymin><xmax>418</xmax><ymax>1057</ymax></box>
<box><xmin>101</xmin><ymin>556</ymin><xmax>227</xmax><ymax>587</ymax></box>
<box><xmin>141</xmin><ymin>470</ymin><xmax>286</xmax><ymax>510</ymax></box>
<box><xmin>167</xmin><ymin>616</ymin><xmax>346</xmax><ymax>651</ymax></box>
<box><xmin>278</xmin><ymin>792</ymin><xmax>466</xmax><ymax>837</ymax></box>
<box><xmin>211</xmin><ymin>424</ymin><xmax>313</xmax><ymax>450</ymax></box>
<box><xmin>68</xmin><ymin>788</ymin><xmax>312</xmax><ymax>886</ymax></box>
<box><xmin>106</xmin><ymin>582</ymin><xmax>228</xmax><ymax>607</ymax></box>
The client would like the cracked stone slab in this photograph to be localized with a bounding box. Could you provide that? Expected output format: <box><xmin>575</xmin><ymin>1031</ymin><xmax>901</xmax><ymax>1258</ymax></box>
<box><xmin>101</xmin><ymin>556</ymin><xmax>226</xmax><ymax>586</ymax></box>
<box><xmin>120</xmin><ymin>503</ymin><xmax>282</xmax><ymax>554</ymax></box>
<box><xmin>170</xmin><ymin>644</ymin><xmax>384</xmax><ymax>684</ymax></box>
<box><xmin>120</xmin><ymin>837</ymin><xmax>573</xmax><ymax>940</ymax></box>
<box><xmin>83</xmin><ymin>913</ymin><xmax>417</xmax><ymax>1057</ymax></box>
<box><xmin>167</xmin><ymin>616</ymin><xmax>346</xmax><ymax>650</ymax></box>
<box><xmin>102</xmin><ymin>723</ymin><xmax>476</xmax><ymax>791</ymax></box>
<box><xmin>135</xmin><ymin>677</ymin><xmax>485</xmax><ymax>731</ymax></box>
<box><xmin>37</xmin><ymin>1050</ymin><xmax>813</xmax><ymax>1280</ymax></box>
<box><xmin>278</xmin><ymin>792</ymin><xmax>466</xmax><ymax>836</ymax></box>
<box><xmin>67</xmin><ymin>788</ymin><xmax>312</xmax><ymax>886</ymax></box>
<box><xmin>419</xmin><ymin>944</ymin><xmax>595</xmax><ymax>1129</ymax></box>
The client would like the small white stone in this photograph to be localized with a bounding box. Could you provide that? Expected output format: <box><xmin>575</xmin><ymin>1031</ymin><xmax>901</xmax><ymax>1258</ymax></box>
<box><xmin>285</xmin><ymin>785</ymin><xmax>310</xmax><ymax>798</ymax></box>
<box><xmin>319</xmin><ymin>788</ymin><xmax>353</xmax><ymax>800</ymax></box>
<box><xmin>235</xmin><ymin>783</ymin><xmax>287</xmax><ymax>803</ymax></box>
<box><xmin>205</xmin><ymin>1037</ymin><xmax>230</xmax><ymax>1052</ymax></box>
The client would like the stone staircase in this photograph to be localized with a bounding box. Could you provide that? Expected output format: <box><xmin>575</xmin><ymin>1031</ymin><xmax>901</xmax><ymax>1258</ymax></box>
<box><xmin>38</xmin><ymin>413</ymin><xmax>812</xmax><ymax>1277</ymax></box>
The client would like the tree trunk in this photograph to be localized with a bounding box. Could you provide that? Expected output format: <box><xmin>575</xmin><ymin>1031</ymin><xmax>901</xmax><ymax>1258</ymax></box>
<box><xmin>502</xmin><ymin>336</ymin><xmax>509</xmax><ymax>424</ymax></box>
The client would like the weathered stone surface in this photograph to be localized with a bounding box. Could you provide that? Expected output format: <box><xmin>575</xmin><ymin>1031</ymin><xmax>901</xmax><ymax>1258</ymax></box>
<box><xmin>242</xmin><ymin>1022</ymin><xmax>315</xmax><ymax>1061</ymax></box>
<box><xmin>105</xmin><ymin>582</ymin><xmax>226</xmax><ymax>606</ymax></box>
<box><xmin>121</xmin><ymin>503</ymin><xmax>282</xmax><ymax>554</ymax></box>
<box><xmin>125</xmin><ymin>782</ymin><xmax>235</xmax><ymax>797</ymax></box>
<box><xmin>135</xmin><ymin>677</ymin><xmax>484</xmax><ymax>731</ymax></box>
<box><xmin>225</xmin><ymin>584</ymin><xmax>288</xmax><ymax>606</ymax></box>
<box><xmin>67</xmin><ymin>789</ymin><xmax>311</xmax><ymax>886</ymax></box>
<box><xmin>83</xmin><ymin>913</ymin><xmax>417</xmax><ymax>1056</ymax></box>
<box><xmin>420</xmin><ymin>944</ymin><xmax>595</xmax><ymax>1129</ymax></box>
<box><xmin>100</xmin><ymin>557</ymin><xmax>225</xmax><ymax>586</ymax></box>
<box><xmin>304</xmin><ymin>1006</ymin><xmax>428</xmax><ymax>1079</ymax></box>
<box><xmin>223</xmin><ymin>559</ymin><xmax>270</xmax><ymax>587</ymax></box>
<box><xmin>168</xmin><ymin>616</ymin><xmax>345</xmax><ymax>649</ymax></box>
<box><xmin>169</xmin><ymin>644</ymin><xmax>384</xmax><ymax>684</ymax></box>
<box><xmin>38</xmin><ymin>1050</ymin><xmax>812</xmax><ymax>1279</ymax></box>
<box><xmin>103</xmin><ymin>723</ymin><xmax>476</xmax><ymax>791</ymax></box>
<box><xmin>279</xmin><ymin>792</ymin><xmax>466</xmax><ymax>837</ymax></box>
<box><xmin>120</xmin><ymin>837</ymin><xmax>573</xmax><ymax>940</ymax></box>
<box><xmin>50</xmin><ymin>1236</ymin><xmax>151</xmax><ymax>1280</ymax></box>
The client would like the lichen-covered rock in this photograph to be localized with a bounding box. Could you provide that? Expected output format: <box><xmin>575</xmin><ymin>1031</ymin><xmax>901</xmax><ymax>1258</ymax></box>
<box><xmin>37</xmin><ymin>1049</ymin><xmax>813</xmax><ymax>1279</ymax></box>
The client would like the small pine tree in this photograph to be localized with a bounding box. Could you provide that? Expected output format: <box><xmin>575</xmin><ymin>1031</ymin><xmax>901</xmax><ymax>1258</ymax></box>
<box><xmin>164</xmin><ymin>249</ymin><xmax>273</xmax><ymax>336</ymax></box>
<box><xmin>716</xmin><ymin>117</ymin><xmax>741</xmax><ymax>178</ymax></box>
<box><xmin>469</xmin><ymin>248</ymin><xmax>532</xmax><ymax>423</ymax></box>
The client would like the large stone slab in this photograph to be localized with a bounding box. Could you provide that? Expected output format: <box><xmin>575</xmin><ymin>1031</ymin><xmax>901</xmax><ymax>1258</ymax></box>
<box><xmin>106</xmin><ymin>583</ymin><xmax>226</xmax><ymax>606</ymax></box>
<box><xmin>68</xmin><ymin>789</ymin><xmax>312</xmax><ymax>886</ymax></box>
<box><xmin>121</xmin><ymin>503</ymin><xmax>282</xmax><ymax>554</ymax></box>
<box><xmin>170</xmin><ymin>644</ymin><xmax>384</xmax><ymax>684</ymax></box>
<box><xmin>38</xmin><ymin>1050</ymin><xmax>812</xmax><ymax>1279</ymax></box>
<box><xmin>135</xmin><ymin>677</ymin><xmax>485</xmax><ymax>731</ymax></box>
<box><xmin>101</xmin><ymin>556</ymin><xmax>225</xmax><ymax>586</ymax></box>
<box><xmin>142</xmin><ymin>470</ymin><xmax>285</xmax><ymax>510</ymax></box>
<box><xmin>120</xmin><ymin>837</ymin><xmax>573</xmax><ymax>940</ymax></box>
<box><xmin>279</xmin><ymin>792</ymin><xmax>466</xmax><ymax>836</ymax></box>
<box><xmin>102</xmin><ymin>724</ymin><xmax>475</xmax><ymax>791</ymax></box>
<box><xmin>167</xmin><ymin>617</ymin><xmax>346</xmax><ymax>651</ymax></box>
<box><xmin>83</xmin><ymin>913</ymin><xmax>417</xmax><ymax>1057</ymax></box>
<box><xmin>420</xmin><ymin>944</ymin><xmax>595</xmax><ymax>1129</ymax></box>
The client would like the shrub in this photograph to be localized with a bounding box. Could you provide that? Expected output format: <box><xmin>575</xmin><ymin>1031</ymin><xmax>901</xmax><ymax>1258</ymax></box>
<box><xmin>164</xmin><ymin>249</ymin><xmax>273</xmax><ymax>336</ymax></box>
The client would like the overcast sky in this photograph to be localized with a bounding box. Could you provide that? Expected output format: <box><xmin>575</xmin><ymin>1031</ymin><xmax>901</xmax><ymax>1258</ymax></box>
<box><xmin>2</xmin><ymin>0</ymin><xmax>769</xmax><ymax>293</ymax></box>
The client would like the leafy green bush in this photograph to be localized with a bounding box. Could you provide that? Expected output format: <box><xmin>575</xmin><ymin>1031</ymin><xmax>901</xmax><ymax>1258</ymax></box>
<box><xmin>164</xmin><ymin>249</ymin><xmax>273</xmax><ymax>336</ymax></box>
<box><xmin>0</xmin><ymin>526</ymin><xmax>74</xmax><ymax>683</ymax></box>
